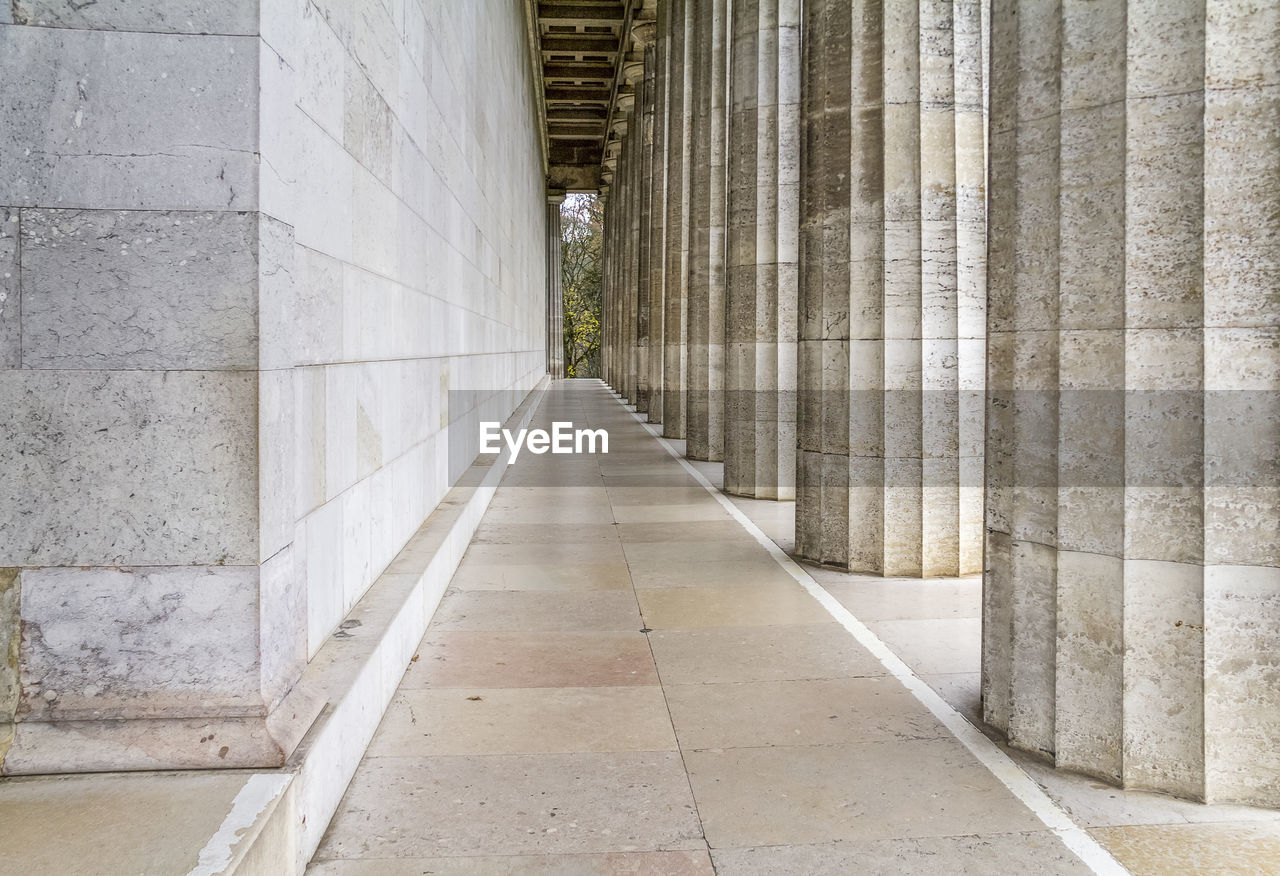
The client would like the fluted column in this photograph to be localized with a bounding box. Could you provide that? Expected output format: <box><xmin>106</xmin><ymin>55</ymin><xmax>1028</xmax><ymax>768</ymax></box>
<box><xmin>616</xmin><ymin>94</ymin><xmax>637</xmax><ymax>403</ymax></box>
<box><xmin>724</xmin><ymin>0</ymin><xmax>800</xmax><ymax>499</ymax></box>
<box><xmin>662</xmin><ymin>0</ymin><xmax>692</xmax><ymax>437</ymax></box>
<box><xmin>601</xmin><ymin>180</ymin><xmax>613</xmax><ymax>387</ymax></box>
<box><xmin>646</xmin><ymin>11</ymin><xmax>668</xmax><ymax>423</ymax></box>
<box><xmin>796</xmin><ymin>0</ymin><xmax>985</xmax><ymax>575</ymax></box>
<box><xmin>546</xmin><ymin>193</ymin><xmax>566</xmax><ymax>379</ymax></box>
<box><xmin>625</xmin><ymin>50</ymin><xmax>650</xmax><ymax>411</ymax></box>
<box><xmin>686</xmin><ymin>0</ymin><xmax>729</xmax><ymax>461</ymax></box>
<box><xmin>982</xmin><ymin>0</ymin><xmax>1280</xmax><ymax>807</ymax></box>
<box><xmin>602</xmin><ymin>143</ymin><xmax>619</xmax><ymax>388</ymax></box>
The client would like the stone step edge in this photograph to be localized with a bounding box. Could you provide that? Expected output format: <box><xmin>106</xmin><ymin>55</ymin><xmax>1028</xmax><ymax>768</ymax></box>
<box><xmin>271</xmin><ymin>375</ymin><xmax>550</xmax><ymax>874</ymax></box>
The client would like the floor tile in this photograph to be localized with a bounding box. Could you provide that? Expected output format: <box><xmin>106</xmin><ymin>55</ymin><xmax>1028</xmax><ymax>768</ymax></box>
<box><xmin>471</xmin><ymin>522</ymin><xmax>621</xmax><ymax>544</ymax></box>
<box><xmin>309</xmin><ymin>850</ymin><xmax>716</xmax><ymax>875</ymax></box>
<box><xmin>450</xmin><ymin>562</ymin><xmax>634</xmax><ymax>591</ymax></box>
<box><xmin>610</xmin><ymin>504</ymin><xmax>732</xmax><ymax>523</ymax></box>
<box><xmin>628</xmin><ymin>559</ymin><xmax>797</xmax><ymax>590</ymax></box>
<box><xmin>920</xmin><ymin>672</ymin><xmax>983</xmax><ymax>727</ymax></box>
<box><xmin>623</xmin><ymin>541</ymin><xmax>775</xmax><ymax>566</ymax></box>
<box><xmin>709</xmin><ymin>831</ymin><xmax>1092</xmax><ymax>875</ymax></box>
<box><xmin>481</xmin><ymin>504</ymin><xmax>615</xmax><ymax>524</ymax></box>
<box><xmin>462</xmin><ymin>541</ymin><xmax>627</xmax><ymax>566</ymax></box>
<box><xmin>864</xmin><ymin>618</ymin><xmax>982</xmax><ymax>675</ymax></box>
<box><xmin>664</xmin><ymin>678</ymin><xmax>950</xmax><ymax>750</ymax></box>
<box><xmin>1089</xmin><ymin>821</ymin><xmax>1280</xmax><ymax>875</ymax></box>
<box><xmin>816</xmin><ymin>574</ymin><xmax>982</xmax><ymax>621</ymax></box>
<box><xmin>637</xmin><ymin>586</ymin><xmax>833</xmax><ymax>628</ymax></box>
<box><xmin>683</xmin><ymin>739</ymin><xmax>1043</xmax><ymax>848</ymax></box>
<box><xmin>607</xmin><ymin>487</ymin><xmax>719</xmax><ymax>506</ymax></box>
<box><xmin>487</xmin><ymin>486</ymin><xmax>614</xmax><ymax>509</ymax></box>
<box><xmin>647</xmin><ymin>625</ymin><xmax>886</xmax><ymax>684</ymax></box>
<box><xmin>403</xmin><ymin>631</ymin><xmax>659</xmax><ymax>688</ymax></box>
<box><xmin>366</xmin><ymin>687</ymin><xmax>677</xmax><ymax>757</ymax></box>
<box><xmin>616</xmin><ymin>521</ymin><xmax>754</xmax><ymax>543</ymax></box>
<box><xmin>431</xmin><ymin>590</ymin><xmax>643</xmax><ymax>633</ymax></box>
<box><xmin>314</xmin><ymin>753</ymin><xmax>705</xmax><ymax>859</ymax></box>
<box><xmin>1011</xmin><ymin>749</ymin><xmax>1280</xmax><ymax>828</ymax></box>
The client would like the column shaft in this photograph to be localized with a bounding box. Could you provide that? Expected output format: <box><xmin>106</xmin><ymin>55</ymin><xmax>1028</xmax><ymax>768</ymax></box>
<box><xmin>636</xmin><ymin>46</ymin><xmax>655</xmax><ymax>414</ymax></box>
<box><xmin>686</xmin><ymin>0</ymin><xmax>728</xmax><ymax>461</ymax></box>
<box><xmin>982</xmin><ymin>0</ymin><xmax>1280</xmax><ymax>806</ymax></box>
<box><xmin>647</xmin><ymin>18</ymin><xmax>668</xmax><ymax>424</ymax></box>
<box><xmin>724</xmin><ymin>0</ymin><xmax>800</xmax><ymax>499</ymax></box>
<box><xmin>546</xmin><ymin>196</ymin><xmax>565</xmax><ymax>379</ymax></box>
<box><xmin>662</xmin><ymin>0</ymin><xmax>692</xmax><ymax>437</ymax></box>
<box><xmin>795</xmin><ymin>0</ymin><xmax>985</xmax><ymax>575</ymax></box>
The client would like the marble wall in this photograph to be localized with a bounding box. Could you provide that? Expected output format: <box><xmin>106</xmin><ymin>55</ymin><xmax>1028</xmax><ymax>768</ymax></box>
<box><xmin>0</xmin><ymin>0</ymin><xmax>547</xmax><ymax>773</ymax></box>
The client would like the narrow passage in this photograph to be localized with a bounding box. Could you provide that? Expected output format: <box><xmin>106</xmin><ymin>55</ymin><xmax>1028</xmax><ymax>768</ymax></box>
<box><xmin>308</xmin><ymin>380</ymin><xmax>1094</xmax><ymax>874</ymax></box>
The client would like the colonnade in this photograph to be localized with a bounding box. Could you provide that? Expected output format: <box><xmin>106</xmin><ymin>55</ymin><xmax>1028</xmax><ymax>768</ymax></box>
<box><xmin>597</xmin><ymin>0</ymin><xmax>1279</xmax><ymax>806</ymax></box>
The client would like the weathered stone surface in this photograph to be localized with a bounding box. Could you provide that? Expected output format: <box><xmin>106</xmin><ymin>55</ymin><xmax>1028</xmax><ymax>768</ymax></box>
<box><xmin>19</xmin><ymin>209</ymin><xmax>259</xmax><ymax>370</ymax></box>
<box><xmin>0</xmin><ymin>209</ymin><xmax>17</xmax><ymax>369</ymax></box>
<box><xmin>10</xmin><ymin>0</ymin><xmax>258</xmax><ymax>34</ymax></box>
<box><xmin>723</xmin><ymin>0</ymin><xmax>800</xmax><ymax>501</ymax></box>
<box><xmin>662</xmin><ymin>0</ymin><xmax>691</xmax><ymax>438</ymax></box>
<box><xmin>795</xmin><ymin>0</ymin><xmax>983</xmax><ymax>575</ymax></box>
<box><xmin>0</xmin><ymin>568</ymin><xmax>18</xmax><ymax>726</ymax></box>
<box><xmin>17</xmin><ymin>566</ymin><xmax>261</xmax><ymax>721</ymax></box>
<box><xmin>684</xmin><ymin>0</ymin><xmax>727</xmax><ymax>462</ymax></box>
<box><xmin>259</xmin><ymin>544</ymin><xmax>306</xmax><ymax>710</ymax></box>
<box><xmin>0</xmin><ymin>370</ymin><xmax>258</xmax><ymax>567</ymax></box>
<box><xmin>983</xmin><ymin>0</ymin><xmax>1280</xmax><ymax>808</ymax></box>
<box><xmin>0</xmin><ymin>26</ymin><xmax>257</xmax><ymax>210</ymax></box>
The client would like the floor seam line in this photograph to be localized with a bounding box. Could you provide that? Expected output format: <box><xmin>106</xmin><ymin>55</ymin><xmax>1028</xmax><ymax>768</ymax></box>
<box><xmin>606</xmin><ymin>388</ymin><xmax>719</xmax><ymax>871</ymax></box>
<box><xmin>603</xmin><ymin>383</ymin><xmax>1130</xmax><ymax>876</ymax></box>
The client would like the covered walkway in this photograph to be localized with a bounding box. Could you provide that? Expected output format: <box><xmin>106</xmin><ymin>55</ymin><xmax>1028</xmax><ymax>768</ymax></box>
<box><xmin>308</xmin><ymin>381</ymin><xmax>1279</xmax><ymax>875</ymax></box>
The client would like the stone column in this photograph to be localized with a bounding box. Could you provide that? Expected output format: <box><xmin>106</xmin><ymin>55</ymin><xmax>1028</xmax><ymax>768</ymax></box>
<box><xmin>686</xmin><ymin>0</ymin><xmax>729</xmax><ymax>461</ymax></box>
<box><xmin>616</xmin><ymin>99</ymin><xmax>636</xmax><ymax>403</ymax></box>
<box><xmin>645</xmin><ymin>13</ymin><xmax>667</xmax><ymax>424</ymax></box>
<box><xmin>983</xmin><ymin>0</ymin><xmax>1280</xmax><ymax>807</ymax></box>
<box><xmin>795</xmin><ymin>0</ymin><xmax>985</xmax><ymax>576</ymax></box>
<box><xmin>628</xmin><ymin>41</ymin><xmax>653</xmax><ymax>413</ymax></box>
<box><xmin>602</xmin><ymin>143</ymin><xmax>620</xmax><ymax>389</ymax></box>
<box><xmin>724</xmin><ymin>0</ymin><xmax>800</xmax><ymax>499</ymax></box>
<box><xmin>546</xmin><ymin>193</ymin><xmax>566</xmax><ymax>379</ymax></box>
<box><xmin>662</xmin><ymin>0</ymin><xmax>692</xmax><ymax>437</ymax></box>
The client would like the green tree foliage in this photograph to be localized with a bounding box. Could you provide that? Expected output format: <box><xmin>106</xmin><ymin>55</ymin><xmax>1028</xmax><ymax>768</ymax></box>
<box><xmin>561</xmin><ymin>194</ymin><xmax>602</xmax><ymax>378</ymax></box>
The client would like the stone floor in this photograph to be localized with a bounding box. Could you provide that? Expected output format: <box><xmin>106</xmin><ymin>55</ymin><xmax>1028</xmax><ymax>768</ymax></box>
<box><xmin>308</xmin><ymin>380</ymin><xmax>1280</xmax><ymax>875</ymax></box>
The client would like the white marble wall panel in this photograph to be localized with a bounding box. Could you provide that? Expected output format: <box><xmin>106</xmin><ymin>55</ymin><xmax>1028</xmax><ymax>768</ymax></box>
<box><xmin>261</xmin><ymin>0</ymin><xmax>547</xmax><ymax>653</ymax></box>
